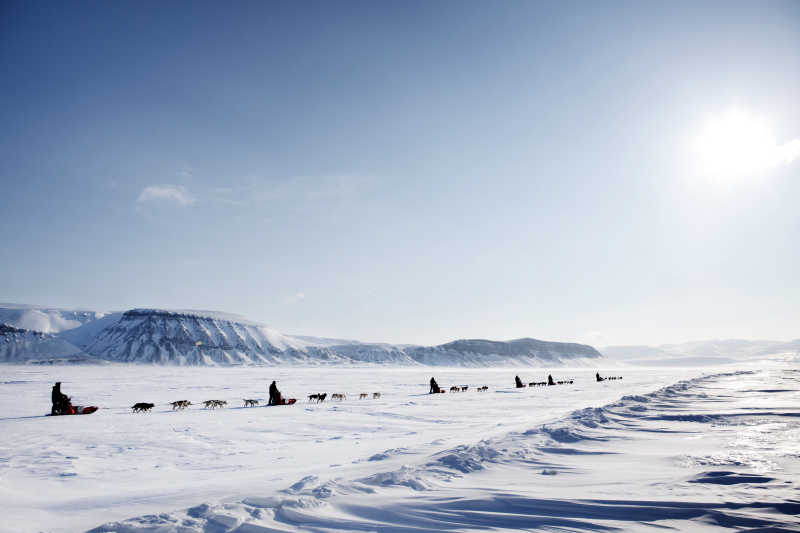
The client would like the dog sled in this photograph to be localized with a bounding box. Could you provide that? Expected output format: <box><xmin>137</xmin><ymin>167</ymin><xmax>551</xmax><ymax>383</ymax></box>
<box><xmin>271</xmin><ymin>398</ymin><xmax>297</xmax><ymax>406</ymax></box>
<box><xmin>49</xmin><ymin>405</ymin><xmax>98</xmax><ymax>416</ymax></box>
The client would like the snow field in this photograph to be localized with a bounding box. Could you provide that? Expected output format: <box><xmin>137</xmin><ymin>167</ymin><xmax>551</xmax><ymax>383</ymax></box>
<box><xmin>1</xmin><ymin>364</ymin><xmax>797</xmax><ymax>532</ymax></box>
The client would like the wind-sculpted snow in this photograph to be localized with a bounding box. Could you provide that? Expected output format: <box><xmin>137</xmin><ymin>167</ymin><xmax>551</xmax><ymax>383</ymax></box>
<box><xmin>82</xmin><ymin>367</ymin><xmax>800</xmax><ymax>532</ymax></box>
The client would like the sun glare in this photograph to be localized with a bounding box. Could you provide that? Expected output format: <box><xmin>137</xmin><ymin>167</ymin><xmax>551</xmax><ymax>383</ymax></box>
<box><xmin>694</xmin><ymin>110</ymin><xmax>800</xmax><ymax>180</ymax></box>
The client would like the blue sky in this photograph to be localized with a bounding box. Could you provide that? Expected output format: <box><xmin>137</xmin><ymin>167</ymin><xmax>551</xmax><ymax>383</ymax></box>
<box><xmin>1</xmin><ymin>0</ymin><xmax>798</xmax><ymax>346</ymax></box>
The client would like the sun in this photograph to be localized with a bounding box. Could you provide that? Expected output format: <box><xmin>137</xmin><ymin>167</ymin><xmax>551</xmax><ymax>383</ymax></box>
<box><xmin>694</xmin><ymin>110</ymin><xmax>775</xmax><ymax>178</ymax></box>
<box><xmin>693</xmin><ymin>109</ymin><xmax>798</xmax><ymax>179</ymax></box>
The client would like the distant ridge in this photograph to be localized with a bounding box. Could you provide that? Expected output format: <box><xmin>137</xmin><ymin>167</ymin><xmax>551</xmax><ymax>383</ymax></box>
<box><xmin>0</xmin><ymin>304</ymin><xmax>602</xmax><ymax>366</ymax></box>
<box><xmin>602</xmin><ymin>339</ymin><xmax>800</xmax><ymax>366</ymax></box>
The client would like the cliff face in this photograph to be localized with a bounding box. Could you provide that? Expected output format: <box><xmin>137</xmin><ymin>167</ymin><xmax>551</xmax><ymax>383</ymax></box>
<box><xmin>81</xmin><ymin>309</ymin><xmax>336</xmax><ymax>365</ymax></box>
<box><xmin>407</xmin><ymin>338</ymin><xmax>602</xmax><ymax>366</ymax></box>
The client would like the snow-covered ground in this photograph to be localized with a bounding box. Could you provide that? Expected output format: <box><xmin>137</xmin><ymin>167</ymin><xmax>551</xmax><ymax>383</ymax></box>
<box><xmin>1</xmin><ymin>364</ymin><xmax>797</xmax><ymax>532</ymax></box>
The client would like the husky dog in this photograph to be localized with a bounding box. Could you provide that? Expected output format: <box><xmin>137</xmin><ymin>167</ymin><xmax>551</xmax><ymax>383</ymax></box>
<box><xmin>372</xmin><ymin>392</ymin><xmax>381</xmax><ymax>399</ymax></box>
<box><xmin>308</xmin><ymin>393</ymin><xmax>327</xmax><ymax>403</ymax></box>
<box><xmin>477</xmin><ymin>386</ymin><xmax>488</xmax><ymax>392</ymax></box>
<box><xmin>132</xmin><ymin>402</ymin><xmax>154</xmax><ymax>413</ymax></box>
<box><xmin>203</xmin><ymin>400</ymin><xmax>227</xmax><ymax>409</ymax></box>
<box><xmin>171</xmin><ymin>400</ymin><xmax>191</xmax><ymax>410</ymax></box>
<box><xmin>359</xmin><ymin>393</ymin><xmax>368</xmax><ymax>399</ymax></box>
<box><xmin>243</xmin><ymin>399</ymin><xmax>259</xmax><ymax>407</ymax></box>
<box><xmin>460</xmin><ymin>386</ymin><xmax>468</xmax><ymax>392</ymax></box>
<box><xmin>449</xmin><ymin>386</ymin><xmax>460</xmax><ymax>393</ymax></box>
<box><xmin>331</xmin><ymin>393</ymin><xmax>346</xmax><ymax>401</ymax></box>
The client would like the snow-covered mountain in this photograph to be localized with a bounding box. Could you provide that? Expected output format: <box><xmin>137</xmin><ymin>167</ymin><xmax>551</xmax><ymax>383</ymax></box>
<box><xmin>406</xmin><ymin>338</ymin><xmax>601</xmax><ymax>366</ymax></box>
<box><xmin>81</xmin><ymin>309</ymin><xmax>339</xmax><ymax>365</ymax></box>
<box><xmin>79</xmin><ymin>308</ymin><xmax>602</xmax><ymax>366</ymax></box>
<box><xmin>602</xmin><ymin>339</ymin><xmax>800</xmax><ymax>366</ymax></box>
<box><xmin>0</xmin><ymin>304</ymin><xmax>603</xmax><ymax>366</ymax></box>
<box><xmin>0</xmin><ymin>303</ymin><xmax>109</xmax><ymax>334</ymax></box>
<box><xmin>0</xmin><ymin>323</ymin><xmax>87</xmax><ymax>363</ymax></box>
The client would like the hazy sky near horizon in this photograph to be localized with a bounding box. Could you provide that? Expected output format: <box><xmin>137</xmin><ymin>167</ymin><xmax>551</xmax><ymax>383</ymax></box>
<box><xmin>1</xmin><ymin>0</ymin><xmax>798</xmax><ymax>347</ymax></box>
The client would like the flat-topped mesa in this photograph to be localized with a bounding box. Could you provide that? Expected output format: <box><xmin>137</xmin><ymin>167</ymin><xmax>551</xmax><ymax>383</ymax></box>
<box><xmin>83</xmin><ymin>308</ymin><xmax>319</xmax><ymax>365</ymax></box>
<box><xmin>122</xmin><ymin>308</ymin><xmax>261</xmax><ymax>325</ymax></box>
<box><xmin>435</xmin><ymin>338</ymin><xmax>602</xmax><ymax>358</ymax></box>
<box><xmin>406</xmin><ymin>337</ymin><xmax>602</xmax><ymax>366</ymax></box>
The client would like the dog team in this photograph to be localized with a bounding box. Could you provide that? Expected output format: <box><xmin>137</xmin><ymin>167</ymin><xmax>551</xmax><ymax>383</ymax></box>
<box><xmin>129</xmin><ymin>373</ymin><xmax>621</xmax><ymax>412</ymax></box>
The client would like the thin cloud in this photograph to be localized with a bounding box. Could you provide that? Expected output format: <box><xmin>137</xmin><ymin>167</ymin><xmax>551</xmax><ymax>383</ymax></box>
<box><xmin>137</xmin><ymin>185</ymin><xmax>195</xmax><ymax>206</ymax></box>
<box><xmin>204</xmin><ymin>174</ymin><xmax>377</xmax><ymax>209</ymax></box>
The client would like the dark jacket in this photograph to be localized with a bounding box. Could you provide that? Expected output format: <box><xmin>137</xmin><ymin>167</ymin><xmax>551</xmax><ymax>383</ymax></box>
<box><xmin>268</xmin><ymin>381</ymin><xmax>281</xmax><ymax>405</ymax></box>
<box><xmin>51</xmin><ymin>382</ymin><xmax>71</xmax><ymax>415</ymax></box>
<box><xmin>515</xmin><ymin>376</ymin><xmax>523</xmax><ymax>388</ymax></box>
<box><xmin>547</xmin><ymin>374</ymin><xmax>555</xmax><ymax>386</ymax></box>
<box><xmin>429</xmin><ymin>377</ymin><xmax>439</xmax><ymax>394</ymax></box>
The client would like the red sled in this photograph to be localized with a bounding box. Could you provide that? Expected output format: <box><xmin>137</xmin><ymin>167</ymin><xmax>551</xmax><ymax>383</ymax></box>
<box><xmin>271</xmin><ymin>399</ymin><xmax>296</xmax><ymax>405</ymax></box>
<box><xmin>49</xmin><ymin>406</ymin><xmax>98</xmax><ymax>416</ymax></box>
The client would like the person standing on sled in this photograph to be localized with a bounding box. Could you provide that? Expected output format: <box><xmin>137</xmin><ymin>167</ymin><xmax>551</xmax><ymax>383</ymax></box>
<box><xmin>51</xmin><ymin>382</ymin><xmax>74</xmax><ymax>415</ymax></box>
<box><xmin>547</xmin><ymin>374</ymin><xmax>555</xmax><ymax>386</ymax></box>
<box><xmin>596</xmin><ymin>372</ymin><xmax>603</xmax><ymax>382</ymax></box>
<box><xmin>515</xmin><ymin>375</ymin><xmax>524</xmax><ymax>388</ymax></box>
<box><xmin>429</xmin><ymin>377</ymin><xmax>440</xmax><ymax>394</ymax></box>
<box><xmin>268</xmin><ymin>380</ymin><xmax>282</xmax><ymax>405</ymax></box>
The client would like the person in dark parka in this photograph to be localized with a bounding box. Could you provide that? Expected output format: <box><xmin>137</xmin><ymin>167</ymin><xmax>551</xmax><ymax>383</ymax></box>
<box><xmin>429</xmin><ymin>377</ymin><xmax>440</xmax><ymax>394</ymax></box>
<box><xmin>51</xmin><ymin>382</ymin><xmax>74</xmax><ymax>415</ymax></box>
<box><xmin>268</xmin><ymin>380</ymin><xmax>282</xmax><ymax>405</ymax></box>
<box><xmin>547</xmin><ymin>374</ymin><xmax>555</xmax><ymax>386</ymax></box>
<box><xmin>515</xmin><ymin>375</ymin><xmax>524</xmax><ymax>388</ymax></box>
<box><xmin>596</xmin><ymin>372</ymin><xmax>603</xmax><ymax>382</ymax></box>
